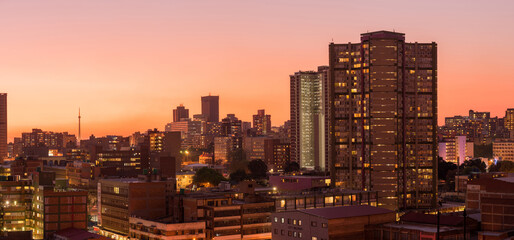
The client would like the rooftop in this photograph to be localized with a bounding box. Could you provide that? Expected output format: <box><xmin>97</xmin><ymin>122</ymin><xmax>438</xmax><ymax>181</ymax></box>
<box><xmin>297</xmin><ymin>205</ymin><xmax>392</xmax><ymax>219</ymax></box>
<box><xmin>54</xmin><ymin>228</ymin><xmax>111</xmax><ymax>240</ymax></box>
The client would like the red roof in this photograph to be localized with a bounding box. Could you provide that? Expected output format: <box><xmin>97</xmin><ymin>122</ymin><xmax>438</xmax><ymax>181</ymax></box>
<box><xmin>298</xmin><ymin>205</ymin><xmax>393</xmax><ymax>219</ymax></box>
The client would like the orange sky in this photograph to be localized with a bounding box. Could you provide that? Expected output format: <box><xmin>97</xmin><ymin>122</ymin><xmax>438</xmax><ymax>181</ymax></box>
<box><xmin>2</xmin><ymin>0</ymin><xmax>514</xmax><ymax>142</ymax></box>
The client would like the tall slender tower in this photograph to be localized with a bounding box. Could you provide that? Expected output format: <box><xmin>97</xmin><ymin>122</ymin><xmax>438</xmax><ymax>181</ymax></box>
<box><xmin>290</xmin><ymin>70</ymin><xmax>329</xmax><ymax>172</ymax></box>
<box><xmin>329</xmin><ymin>31</ymin><xmax>437</xmax><ymax>210</ymax></box>
<box><xmin>78</xmin><ymin>108</ymin><xmax>81</xmax><ymax>146</ymax></box>
<box><xmin>0</xmin><ymin>93</ymin><xmax>6</xmax><ymax>161</ymax></box>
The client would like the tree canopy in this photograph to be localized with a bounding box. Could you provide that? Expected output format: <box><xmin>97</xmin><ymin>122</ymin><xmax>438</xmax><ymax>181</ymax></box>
<box><xmin>229</xmin><ymin>169</ymin><xmax>248</xmax><ymax>184</ymax></box>
<box><xmin>284</xmin><ymin>161</ymin><xmax>300</xmax><ymax>173</ymax></box>
<box><xmin>438</xmin><ymin>157</ymin><xmax>458</xmax><ymax>180</ymax></box>
<box><xmin>193</xmin><ymin>167</ymin><xmax>226</xmax><ymax>186</ymax></box>
<box><xmin>489</xmin><ymin>161</ymin><xmax>514</xmax><ymax>173</ymax></box>
<box><xmin>228</xmin><ymin>148</ymin><xmax>248</xmax><ymax>172</ymax></box>
<box><xmin>248</xmin><ymin>159</ymin><xmax>267</xmax><ymax>179</ymax></box>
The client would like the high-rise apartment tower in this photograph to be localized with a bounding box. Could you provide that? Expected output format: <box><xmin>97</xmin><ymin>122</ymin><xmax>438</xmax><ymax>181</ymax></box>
<box><xmin>329</xmin><ymin>31</ymin><xmax>437</xmax><ymax>210</ymax></box>
<box><xmin>290</xmin><ymin>69</ymin><xmax>330</xmax><ymax>172</ymax></box>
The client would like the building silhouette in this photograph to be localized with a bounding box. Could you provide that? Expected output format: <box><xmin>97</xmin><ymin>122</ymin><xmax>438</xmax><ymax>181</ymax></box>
<box><xmin>173</xmin><ymin>104</ymin><xmax>189</xmax><ymax>122</ymax></box>
<box><xmin>0</xmin><ymin>93</ymin><xmax>6</xmax><ymax>161</ymax></box>
<box><xmin>253</xmin><ymin>109</ymin><xmax>271</xmax><ymax>135</ymax></box>
<box><xmin>201</xmin><ymin>95</ymin><xmax>219</xmax><ymax>123</ymax></box>
<box><xmin>329</xmin><ymin>31</ymin><xmax>437</xmax><ymax>210</ymax></box>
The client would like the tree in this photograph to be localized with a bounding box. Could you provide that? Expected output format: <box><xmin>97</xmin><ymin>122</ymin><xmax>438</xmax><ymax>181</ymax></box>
<box><xmin>248</xmin><ymin>159</ymin><xmax>267</xmax><ymax>179</ymax></box>
<box><xmin>438</xmin><ymin>157</ymin><xmax>457</xmax><ymax>180</ymax></box>
<box><xmin>228</xmin><ymin>148</ymin><xmax>248</xmax><ymax>172</ymax></box>
<box><xmin>193</xmin><ymin>167</ymin><xmax>226</xmax><ymax>186</ymax></box>
<box><xmin>284</xmin><ymin>161</ymin><xmax>300</xmax><ymax>173</ymax></box>
<box><xmin>489</xmin><ymin>161</ymin><xmax>514</xmax><ymax>173</ymax></box>
<box><xmin>229</xmin><ymin>169</ymin><xmax>248</xmax><ymax>184</ymax></box>
<box><xmin>460</xmin><ymin>158</ymin><xmax>487</xmax><ymax>173</ymax></box>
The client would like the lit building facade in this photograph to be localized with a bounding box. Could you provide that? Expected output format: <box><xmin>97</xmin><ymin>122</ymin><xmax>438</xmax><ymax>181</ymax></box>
<box><xmin>0</xmin><ymin>177</ymin><xmax>33</xmax><ymax>233</ymax></box>
<box><xmin>505</xmin><ymin>108</ymin><xmax>514</xmax><ymax>138</ymax></box>
<box><xmin>493</xmin><ymin>139</ymin><xmax>514</xmax><ymax>162</ymax></box>
<box><xmin>253</xmin><ymin>109</ymin><xmax>271</xmax><ymax>136</ymax></box>
<box><xmin>329</xmin><ymin>31</ymin><xmax>437</xmax><ymax>210</ymax></box>
<box><xmin>290</xmin><ymin>70</ymin><xmax>328</xmax><ymax>171</ymax></box>
<box><xmin>439</xmin><ymin>135</ymin><xmax>474</xmax><ymax>165</ymax></box>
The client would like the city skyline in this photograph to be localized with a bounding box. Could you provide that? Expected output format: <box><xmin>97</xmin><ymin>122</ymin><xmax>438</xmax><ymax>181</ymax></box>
<box><xmin>2</xmin><ymin>0</ymin><xmax>514</xmax><ymax>141</ymax></box>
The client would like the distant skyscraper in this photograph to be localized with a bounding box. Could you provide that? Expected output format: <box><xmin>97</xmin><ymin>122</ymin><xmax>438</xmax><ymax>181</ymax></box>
<box><xmin>201</xmin><ymin>95</ymin><xmax>219</xmax><ymax>123</ymax></box>
<box><xmin>329</xmin><ymin>31</ymin><xmax>437</xmax><ymax>210</ymax></box>
<box><xmin>173</xmin><ymin>104</ymin><xmax>190</xmax><ymax>122</ymax></box>
<box><xmin>0</xmin><ymin>93</ymin><xmax>7</xmax><ymax>160</ymax></box>
<box><xmin>253</xmin><ymin>109</ymin><xmax>271</xmax><ymax>135</ymax></box>
<box><xmin>290</xmin><ymin>70</ymin><xmax>329</xmax><ymax>171</ymax></box>
<box><xmin>505</xmin><ymin>108</ymin><xmax>514</xmax><ymax>138</ymax></box>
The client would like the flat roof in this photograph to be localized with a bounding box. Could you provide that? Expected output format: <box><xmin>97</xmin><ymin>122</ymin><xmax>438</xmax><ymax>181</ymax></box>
<box><xmin>297</xmin><ymin>205</ymin><xmax>392</xmax><ymax>219</ymax></box>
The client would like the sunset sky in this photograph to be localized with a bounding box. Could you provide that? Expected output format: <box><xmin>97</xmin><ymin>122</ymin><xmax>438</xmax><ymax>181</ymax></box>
<box><xmin>2</xmin><ymin>0</ymin><xmax>514</xmax><ymax>142</ymax></box>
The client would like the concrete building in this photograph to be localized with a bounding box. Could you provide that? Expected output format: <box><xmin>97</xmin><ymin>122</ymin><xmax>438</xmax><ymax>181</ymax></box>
<box><xmin>173</xmin><ymin>104</ymin><xmax>190</xmax><ymax>122</ymax></box>
<box><xmin>267</xmin><ymin>140</ymin><xmax>290</xmax><ymax>172</ymax></box>
<box><xmin>201</xmin><ymin>95</ymin><xmax>220</xmax><ymax>123</ymax></box>
<box><xmin>493</xmin><ymin>139</ymin><xmax>514</xmax><ymax>162</ymax></box>
<box><xmin>329</xmin><ymin>31</ymin><xmax>438</xmax><ymax>210</ymax></box>
<box><xmin>98</xmin><ymin>177</ymin><xmax>175</xmax><ymax>239</ymax></box>
<box><xmin>243</xmin><ymin>136</ymin><xmax>268</xmax><ymax>162</ymax></box>
<box><xmin>439</xmin><ymin>136</ymin><xmax>474</xmax><ymax>165</ymax></box>
<box><xmin>271</xmin><ymin>205</ymin><xmax>395</xmax><ymax>240</ymax></box>
<box><xmin>290</xmin><ymin>70</ymin><xmax>328</xmax><ymax>172</ymax></box>
<box><xmin>253</xmin><ymin>109</ymin><xmax>271</xmax><ymax>136</ymax></box>
<box><xmin>0</xmin><ymin>93</ymin><xmax>6</xmax><ymax>161</ymax></box>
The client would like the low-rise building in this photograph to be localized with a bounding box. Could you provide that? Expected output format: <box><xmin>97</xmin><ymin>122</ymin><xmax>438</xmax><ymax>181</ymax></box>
<box><xmin>129</xmin><ymin>216</ymin><xmax>205</xmax><ymax>240</ymax></box>
<box><xmin>269</xmin><ymin>175</ymin><xmax>329</xmax><ymax>192</ymax></box>
<box><xmin>466</xmin><ymin>177</ymin><xmax>514</xmax><ymax>239</ymax></box>
<box><xmin>272</xmin><ymin>205</ymin><xmax>395</xmax><ymax>240</ymax></box>
<box><xmin>31</xmin><ymin>186</ymin><xmax>88</xmax><ymax>239</ymax></box>
<box><xmin>366</xmin><ymin>212</ymin><xmax>477</xmax><ymax>240</ymax></box>
<box><xmin>98</xmin><ymin>177</ymin><xmax>175</xmax><ymax>240</ymax></box>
